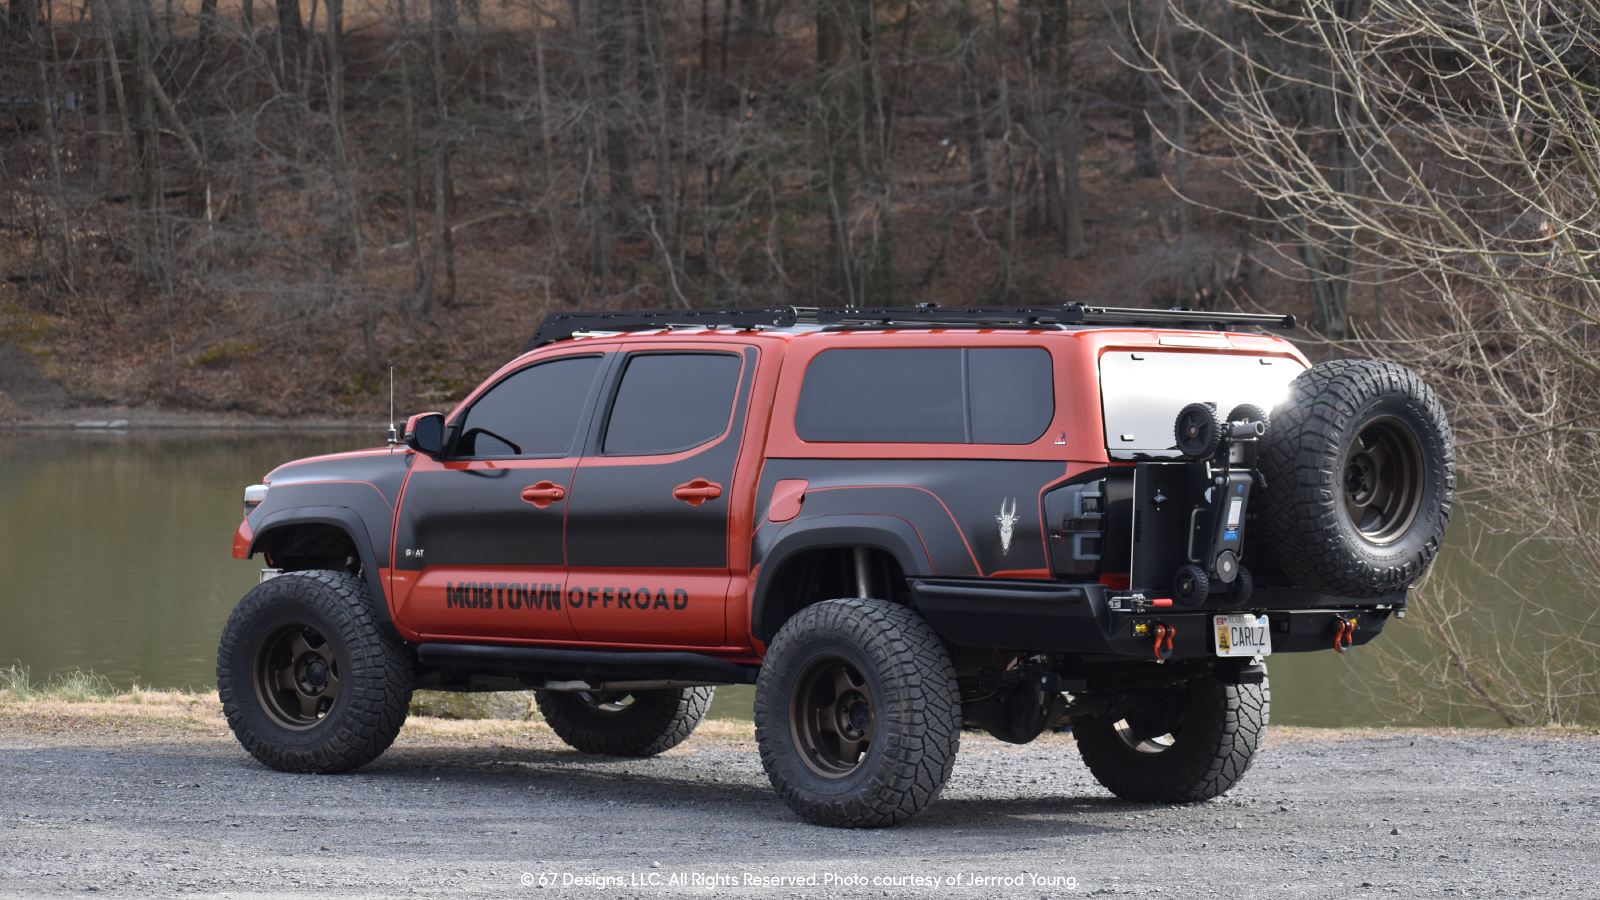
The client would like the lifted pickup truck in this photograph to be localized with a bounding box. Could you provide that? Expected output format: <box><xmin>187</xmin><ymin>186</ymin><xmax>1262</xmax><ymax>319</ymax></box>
<box><xmin>218</xmin><ymin>304</ymin><xmax>1454</xmax><ymax>827</ymax></box>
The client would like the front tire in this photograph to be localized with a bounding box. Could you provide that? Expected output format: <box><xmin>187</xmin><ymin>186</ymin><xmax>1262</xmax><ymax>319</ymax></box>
<box><xmin>754</xmin><ymin>598</ymin><xmax>961</xmax><ymax>828</ymax></box>
<box><xmin>535</xmin><ymin>686</ymin><xmax>714</xmax><ymax>757</ymax></box>
<box><xmin>1074</xmin><ymin>671</ymin><xmax>1268</xmax><ymax>803</ymax></box>
<box><xmin>217</xmin><ymin>571</ymin><xmax>413</xmax><ymax>773</ymax></box>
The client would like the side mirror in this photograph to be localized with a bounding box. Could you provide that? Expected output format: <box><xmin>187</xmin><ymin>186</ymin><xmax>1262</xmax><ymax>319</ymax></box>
<box><xmin>404</xmin><ymin>412</ymin><xmax>445</xmax><ymax>455</ymax></box>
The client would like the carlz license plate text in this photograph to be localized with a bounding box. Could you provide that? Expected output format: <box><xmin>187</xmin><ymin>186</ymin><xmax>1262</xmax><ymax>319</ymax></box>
<box><xmin>1214</xmin><ymin>614</ymin><xmax>1271</xmax><ymax>657</ymax></box>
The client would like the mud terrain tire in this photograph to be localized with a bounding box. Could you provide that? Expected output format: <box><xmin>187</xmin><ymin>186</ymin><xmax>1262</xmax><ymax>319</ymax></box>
<box><xmin>1259</xmin><ymin>359</ymin><xmax>1455</xmax><ymax>598</ymax></box>
<box><xmin>755</xmin><ymin>598</ymin><xmax>961</xmax><ymax>828</ymax></box>
<box><xmin>217</xmin><ymin>571</ymin><xmax>413</xmax><ymax>773</ymax></box>
<box><xmin>535</xmin><ymin>687</ymin><xmax>714</xmax><ymax>756</ymax></box>
<box><xmin>1075</xmin><ymin>672</ymin><xmax>1268</xmax><ymax>803</ymax></box>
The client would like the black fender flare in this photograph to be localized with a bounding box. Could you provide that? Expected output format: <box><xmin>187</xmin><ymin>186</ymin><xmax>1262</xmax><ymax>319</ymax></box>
<box><xmin>248</xmin><ymin>506</ymin><xmax>395</xmax><ymax>634</ymax></box>
<box><xmin>749</xmin><ymin>514</ymin><xmax>932</xmax><ymax>643</ymax></box>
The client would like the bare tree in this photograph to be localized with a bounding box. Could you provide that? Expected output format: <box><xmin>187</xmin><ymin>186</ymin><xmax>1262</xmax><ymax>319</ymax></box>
<box><xmin>1160</xmin><ymin>0</ymin><xmax>1600</xmax><ymax>723</ymax></box>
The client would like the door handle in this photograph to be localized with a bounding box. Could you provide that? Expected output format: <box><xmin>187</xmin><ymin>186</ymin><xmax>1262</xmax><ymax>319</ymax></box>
<box><xmin>520</xmin><ymin>481</ymin><xmax>567</xmax><ymax>508</ymax></box>
<box><xmin>672</xmin><ymin>478</ymin><xmax>723</xmax><ymax>506</ymax></box>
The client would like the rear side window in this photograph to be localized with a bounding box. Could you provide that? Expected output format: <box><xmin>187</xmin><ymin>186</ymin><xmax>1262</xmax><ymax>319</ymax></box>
<box><xmin>603</xmin><ymin>353</ymin><xmax>743</xmax><ymax>455</ymax></box>
<box><xmin>458</xmin><ymin>355</ymin><xmax>604</xmax><ymax>457</ymax></box>
<box><xmin>795</xmin><ymin>347</ymin><xmax>1053</xmax><ymax>444</ymax></box>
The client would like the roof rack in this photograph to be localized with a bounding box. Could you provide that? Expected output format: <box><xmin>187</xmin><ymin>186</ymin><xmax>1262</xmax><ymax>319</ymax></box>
<box><xmin>522</xmin><ymin>304</ymin><xmax>1293</xmax><ymax>351</ymax></box>
<box><xmin>524</xmin><ymin>307</ymin><xmax>798</xmax><ymax>351</ymax></box>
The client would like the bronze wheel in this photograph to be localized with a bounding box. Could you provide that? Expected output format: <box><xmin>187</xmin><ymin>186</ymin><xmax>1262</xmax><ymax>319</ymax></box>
<box><xmin>252</xmin><ymin>621</ymin><xmax>341</xmax><ymax>730</ymax></box>
<box><xmin>1076</xmin><ymin>672</ymin><xmax>1270</xmax><ymax>803</ymax></box>
<box><xmin>1341</xmin><ymin>416</ymin><xmax>1424</xmax><ymax>544</ymax></box>
<box><xmin>577</xmin><ymin>691</ymin><xmax>634</xmax><ymax>713</ymax></box>
<box><xmin>790</xmin><ymin>654</ymin><xmax>876</xmax><ymax>778</ymax></box>
<box><xmin>1109</xmin><ymin>685</ymin><xmax>1185</xmax><ymax>755</ymax></box>
<box><xmin>755</xmin><ymin>598</ymin><xmax>961</xmax><ymax>827</ymax></box>
<box><xmin>218</xmin><ymin>570</ymin><xmax>412</xmax><ymax>773</ymax></box>
<box><xmin>535</xmin><ymin>686</ymin><xmax>713</xmax><ymax>756</ymax></box>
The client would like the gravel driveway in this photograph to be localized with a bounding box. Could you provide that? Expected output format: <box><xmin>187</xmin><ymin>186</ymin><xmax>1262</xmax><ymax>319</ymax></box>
<box><xmin>2</xmin><ymin>698</ymin><xmax>1596</xmax><ymax>899</ymax></box>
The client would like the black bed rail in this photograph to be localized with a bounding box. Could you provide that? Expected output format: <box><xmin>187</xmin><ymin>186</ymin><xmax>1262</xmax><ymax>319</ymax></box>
<box><xmin>522</xmin><ymin>304</ymin><xmax>1294</xmax><ymax>350</ymax></box>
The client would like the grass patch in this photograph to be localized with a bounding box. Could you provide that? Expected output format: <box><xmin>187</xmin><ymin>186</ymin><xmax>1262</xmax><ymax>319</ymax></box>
<box><xmin>0</xmin><ymin>663</ymin><xmax>173</xmax><ymax>704</ymax></box>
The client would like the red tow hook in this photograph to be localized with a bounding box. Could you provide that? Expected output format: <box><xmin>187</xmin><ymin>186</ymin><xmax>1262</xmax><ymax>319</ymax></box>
<box><xmin>1333</xmin><ymin>617</ymin><xmax>1356</xmax><ymax>654</ymax></box>
<box><xmin>1152</xmin><ymin>624</ymin><xmax>1176</xmax><ymax>662</ymax></box>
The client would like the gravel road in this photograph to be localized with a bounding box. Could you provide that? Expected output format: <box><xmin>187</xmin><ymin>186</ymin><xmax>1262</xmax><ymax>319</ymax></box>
<box><xmin>2</xmin><ymin>700</ymin><xmax>1596</xmax><ymax>900</ymax></box>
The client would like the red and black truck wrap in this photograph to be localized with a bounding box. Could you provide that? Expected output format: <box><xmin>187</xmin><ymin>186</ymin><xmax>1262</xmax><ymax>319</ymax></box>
<box><xmin>220</xmin><ymin>304</ymin><xmax>1454</xmax><ymax>827</ymax></box>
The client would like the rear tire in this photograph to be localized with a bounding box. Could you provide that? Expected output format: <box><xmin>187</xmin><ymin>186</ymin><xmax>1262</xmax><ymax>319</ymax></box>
<box><xmin>535</xmin><ymin>686</ymin><xmax>713</xmax><ymax>757</ymax></box>
<box><xmin>755</xmin><ymin>598</ymin><xmax>961</xmax><ymax>828</ymax></box>
<box><xmin>1075</xmin><ymin>671</ymin><xmax>1268</xmax><ymax>803</ymax></box>
<box><xmin>217</xmin><ymin>571</ymin><xmax>413</xmax><ymax>774</ymax></box>
<box><xmin>1259</xmin><ymin>359</ymin><xmax>1454</xmax><ymax>597</ymax></box>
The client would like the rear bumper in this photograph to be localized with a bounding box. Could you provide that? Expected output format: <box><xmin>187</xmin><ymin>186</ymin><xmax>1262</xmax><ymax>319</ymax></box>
<box><xmin>907</xmin><ymin>577</ymin><xmax>1399</xmax><ymax>658</ymax></box>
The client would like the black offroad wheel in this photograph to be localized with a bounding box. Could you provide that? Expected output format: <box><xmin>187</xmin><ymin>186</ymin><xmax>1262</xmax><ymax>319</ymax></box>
<box><xmin>1259</xmin><ymin>359</ymin><xmax>1455</xmax><ymax>598</ymax></box>
<box><xmin>1074</xmin><ymin>672</ymin><xmax>1269</xmax><ymax>803</ymax></box>
<box><xmin>534</xmin><ymin>687</ymin><xmax>713</xmax><ymax>756</ymax></box>
<box><xmin>217</xmin><ymin>571</ymin><xmax>413</xmax><ymax>773</ymax></box>
<box><xmin>754</xmin><ymin>598</ymin><xmax>961</xmax><ymax>828</ymax></box>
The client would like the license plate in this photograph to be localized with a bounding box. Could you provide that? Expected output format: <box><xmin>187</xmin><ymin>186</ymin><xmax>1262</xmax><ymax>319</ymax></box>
<box><xmin>1214</xmin><ymin>614</ymin><xmax>1271</xmax><ymax>657</ymax></box>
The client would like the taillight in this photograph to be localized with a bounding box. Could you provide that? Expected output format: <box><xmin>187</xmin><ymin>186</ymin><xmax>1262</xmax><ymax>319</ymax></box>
<box><xmin>1045</xmin><ymin>480</ymin><xmax>1105</xmax><ymax>578</ymax></box>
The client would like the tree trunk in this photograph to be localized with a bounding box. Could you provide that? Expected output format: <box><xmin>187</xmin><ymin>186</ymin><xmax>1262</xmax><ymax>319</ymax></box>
<box><xmin>598</xmin><ymin>0</ymin><xmax>640</xmax><ymax>237</ymax></box>
<box><xmin>956</xmin><ymin>0</ymin><xmax>989</xmax><ymax>205</ymax></box>
<box><xmin>189</xmin><ymin>0</ymin><xmax>218</xmax><ymax>220</ymax></box>
<box><xmin>989</xmin><ymin>0</ymin><xmax>1015</xmax><ymax>299</ymax></box>
<box><xmin>30</xmin><ymin>0</ymin><xmax>77</xmax><ymax>302</ymax></box>
<box><xmin>398</xmin><ymin>0</ymin><xmax>427</xmax><ymax>315</ymax></box>
<box><xmin>430</xmin><ymin>0</ymin><xmax>458</xmax><ymax>305</ymax></box>
<box><xmin>133</xmin><ymin>0</ymin><xmax>162</xmax><ymax>285</ymax></box>
<box><xmin>238</xmin><ymin>0</ymin><xmax>261</xmax><ymax>225</ymax></box>
<box><xmin>94</xmin><ymin>44</ymin><xmax>110</xmax><ymax>189</ymax></box>
<box><xmin>91</xmin><ymin>0</ymin><xmax>139</xmax><ymax>236</ymax></box>
<box><xmin>324</xmin><ymin>0</ymin><xmax>361</xmax><ymax>278</ymax></box>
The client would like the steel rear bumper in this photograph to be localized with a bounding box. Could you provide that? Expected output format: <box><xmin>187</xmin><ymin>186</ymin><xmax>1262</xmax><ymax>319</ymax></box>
<box><xmin>907</xmin><ymin>577</ymin><xmax>1400</xmax><ymax>658</ymax></box>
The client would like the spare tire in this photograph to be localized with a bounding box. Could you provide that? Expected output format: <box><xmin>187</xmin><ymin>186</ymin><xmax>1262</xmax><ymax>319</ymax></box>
<box><xmin>1258</xmin><ymin>359</ymin><xmax>1454</xmax><ymax>598</ymax></box>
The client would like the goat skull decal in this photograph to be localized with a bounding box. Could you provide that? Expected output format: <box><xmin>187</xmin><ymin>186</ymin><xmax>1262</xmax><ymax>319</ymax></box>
<box><xmin>996</xmin><ymin>499</ymin><xmax>1020</xmax><ymax>554</ymax></box>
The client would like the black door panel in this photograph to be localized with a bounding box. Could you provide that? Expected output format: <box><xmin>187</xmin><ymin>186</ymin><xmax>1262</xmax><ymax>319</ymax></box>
<box><xmin>565</xmin><ymin>347</ymin><xmax>755</xmax><ymax>570</ymax></box>
<box><xmin>563</xmin><ymin>346</ymin><xmax>756</xmax><ymax>646</ymax></box>
<box><xmin>390</xmin><ymin>352</ymin><xmax>612</xmax><ymax>640</ymax></box>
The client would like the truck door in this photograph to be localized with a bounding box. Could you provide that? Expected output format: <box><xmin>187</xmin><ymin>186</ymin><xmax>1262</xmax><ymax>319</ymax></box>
<box><xmin>390</xmin><ymin>352</ymin><xmax>609</xmax><ymax>641</ymax></box>
<box><xmin>562</xmin><ymin>345</ymin><xmax>757</xmax><ymax>646</ymax></box>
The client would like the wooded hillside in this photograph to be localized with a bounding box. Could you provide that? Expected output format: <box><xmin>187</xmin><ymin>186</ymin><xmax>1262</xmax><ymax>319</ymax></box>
<box><xmin>1</xmin><ymin>0</ymin><xmax>1342</xmax><ymax>416</ymax></box>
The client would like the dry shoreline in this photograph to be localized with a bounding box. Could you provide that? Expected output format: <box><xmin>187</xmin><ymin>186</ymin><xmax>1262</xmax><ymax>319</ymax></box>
<box><xmin>3</xmin><ymin>690</ymin><xmax>1591</xmax><ymax>749</ymax></box>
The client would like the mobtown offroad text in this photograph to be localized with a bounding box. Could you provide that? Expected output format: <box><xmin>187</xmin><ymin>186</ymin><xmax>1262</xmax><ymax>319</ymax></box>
<box><xmin>520</xmin><ymin>870</ymin><xmax>1079</xmax><ymax>890</ymax></box>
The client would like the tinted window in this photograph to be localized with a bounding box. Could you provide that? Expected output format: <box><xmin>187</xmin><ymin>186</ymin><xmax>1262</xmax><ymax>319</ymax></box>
<box><xmin>603</xmin><ymin>353</ymin><xmax>743</xmax><ymax>455</ymax></box>
<box><xmin>795</xmin><ymin>347</ymin><xmax>1053</xmax><ymax>444</ymax></box>
<box><xmin>968</xmin><ymin>348</ymin><xmax>1054</xmax><ymax>443</ymax></box>
<box><xmin>795</xmin><ymin>349</ymin><xmax>966</xmax><ymax>443</ymax></box>
<box><xmin>457</xmin><ymin>355</ymin><xmax>603</xmax><ymax>457</ymax></box>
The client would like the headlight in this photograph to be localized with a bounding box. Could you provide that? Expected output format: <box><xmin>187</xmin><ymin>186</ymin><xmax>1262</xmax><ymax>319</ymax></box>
<box><xmin>243</xmin><ymin>484</ymin><xmax>269</xmax><ymax>519</ymax></box>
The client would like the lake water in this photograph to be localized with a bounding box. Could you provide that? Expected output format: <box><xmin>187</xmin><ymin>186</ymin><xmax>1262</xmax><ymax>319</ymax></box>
<box><xmin>0</xmin><ymin>430</ymin><xmax>1504</xmax><ymax>726</ymax></box>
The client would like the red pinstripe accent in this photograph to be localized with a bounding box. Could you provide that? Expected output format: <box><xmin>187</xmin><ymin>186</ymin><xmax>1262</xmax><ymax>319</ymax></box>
<box><xmin>261</xmin><ymin>479</ymin><xmax>396</xmax><ymax>511</ymax></box>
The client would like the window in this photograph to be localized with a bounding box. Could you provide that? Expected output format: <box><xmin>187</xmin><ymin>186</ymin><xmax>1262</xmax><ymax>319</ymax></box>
<box><xmin>603</xmin><ymin>353</ymin><xmax>743</xmax><ymax>455</ymax></box>
<box><xmin>456</xmin><ymin>355</ymin><xmax>604</xmax><ymax>458</ymax></box>
<box><xmin>794</xmin><ymin>347</ymin><xmax>1053</xmax><ymax>444</ymax></box>
<box><xmin>968</xmin><ymin>348</ymin><xmax>1056</xmax><ymax>444</ymax></box>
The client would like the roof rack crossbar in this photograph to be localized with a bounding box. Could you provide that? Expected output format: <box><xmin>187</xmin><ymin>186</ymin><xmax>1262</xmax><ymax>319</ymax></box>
<box><xmin>523</xmin><ymin>303</ymin><xmax>1293</xmax><ymax>350</ymax></box>
<box><xmin>524</xmin><ymin>307</ymin><xmax>798</xmax><ymax>351</ymax></box>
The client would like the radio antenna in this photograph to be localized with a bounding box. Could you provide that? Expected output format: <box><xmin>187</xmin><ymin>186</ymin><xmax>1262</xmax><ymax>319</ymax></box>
<box><xmin>386</xmin><ymin>367</ymin><xmax>398</xmax><ymax>446</ymax></box>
